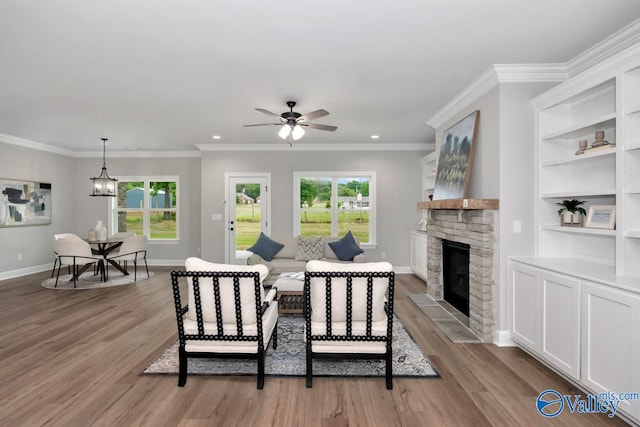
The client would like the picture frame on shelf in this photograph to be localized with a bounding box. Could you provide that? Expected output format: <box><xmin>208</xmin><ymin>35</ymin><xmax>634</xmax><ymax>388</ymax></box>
<box><xmin>433</xmin><ymin>110</ymin><xmax>479</xmax><ymax>200</ymax></box>
<box><xmin>584</xmin><ymin>205</ymin><xmax>616</xmax><ymax>229</ymax></box>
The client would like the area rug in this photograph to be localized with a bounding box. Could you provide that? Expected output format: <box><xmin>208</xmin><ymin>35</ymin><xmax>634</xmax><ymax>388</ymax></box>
<box><xmin>143</xmin><ymin>315</ymin><xmax>439</xmax><ymax>378</ymax></box>
<box><xmin>41</xmin><ymin>270</ymin><xmax>154</xmax><ymax>290</ymax></box>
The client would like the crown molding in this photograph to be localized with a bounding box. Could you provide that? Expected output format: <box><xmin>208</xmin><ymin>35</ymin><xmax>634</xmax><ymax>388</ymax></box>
<box><xmin>566</xmin><ymin>18</ymin><xmax>640</xmax><ymax>77</ymax></box>
<box><xmin>0</xmin><ymin>133</ymin><xmax>76</xmax><ymax>157</ymax></box>
<box><xmin>0</xmin><ymin>133</ymin><xmax>202</xmax><ymax>158</ymax></box>
<box><xmin>73</xmin><ymin>150</ymin><xmax>202</xmax><ymax>158</ymax></box>
<box><xmin>196</xmin><ymin>142</ymin><xmax>434</xmax><ymax>152</ymax></box>
<box><xmin>427</xmin><ymin>64</ymin><xmax>567</xmax><ymax>130</ymax></box>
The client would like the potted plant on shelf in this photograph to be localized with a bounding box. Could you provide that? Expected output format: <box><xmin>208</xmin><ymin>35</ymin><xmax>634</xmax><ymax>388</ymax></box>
<box><xmin>557</xmin><ymin>199</ymin><xmax>587</xmax><ymax>227</ymax></box>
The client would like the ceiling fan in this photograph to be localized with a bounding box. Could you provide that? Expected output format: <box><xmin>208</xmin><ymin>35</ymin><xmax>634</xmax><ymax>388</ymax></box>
<box><xmin>243</xmin><ymin>101</ymin><xmax>337</xmax><ymax>145</ymax></box>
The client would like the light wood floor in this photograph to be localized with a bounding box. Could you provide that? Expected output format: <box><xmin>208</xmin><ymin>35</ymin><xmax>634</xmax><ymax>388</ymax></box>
<box><xmin>0</xmin><ymin>268</ymin><xmax>629</xmax><ymax>426</ymax></box>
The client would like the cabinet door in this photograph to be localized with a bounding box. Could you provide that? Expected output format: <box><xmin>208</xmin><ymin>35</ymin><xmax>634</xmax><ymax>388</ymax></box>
<box><xmin>581</xmin><ymin>282</ymin><xmax>640</xmax><ymax>419</ymax></box>
<box><xmin>509</xmin><ymin>262</ymin><xmax>540</xmax><ymax>351</ymax></box>
<box><xmin>540</xmin><ymin>271</ymin><xmax>580</xmax><ymax>380</ymax></box>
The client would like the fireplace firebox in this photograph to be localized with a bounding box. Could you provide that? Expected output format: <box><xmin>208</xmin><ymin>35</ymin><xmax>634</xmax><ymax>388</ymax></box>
<box><xmin>442</xmin><ymin>240</ymin><xmax>470</xmax><ymax>317</ymax></box>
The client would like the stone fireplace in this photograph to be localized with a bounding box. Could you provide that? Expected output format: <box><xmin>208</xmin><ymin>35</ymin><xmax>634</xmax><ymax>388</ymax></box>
<box><xmin>425</xmin><ymin>208</ymin><xmax>498</xmax><ymax>342</ymax></box>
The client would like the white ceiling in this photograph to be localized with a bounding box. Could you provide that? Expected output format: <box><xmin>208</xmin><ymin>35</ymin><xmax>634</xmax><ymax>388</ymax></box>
<box><xmin>1</xmin><ymin>1</ymin><xmax>640</xmax><ymax>154</ymax></box>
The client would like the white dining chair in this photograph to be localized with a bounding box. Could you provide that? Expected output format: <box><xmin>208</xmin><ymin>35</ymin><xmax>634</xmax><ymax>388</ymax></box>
<box><xmin>54</xmin><ymin>239</ymin><xmax>104</xmax><ymax>287</ymax></box>
<box><xmin>51</xmin><ymin>233</ymin><xmax>83</xmax><ymax>277</ymax></box>
<box><xmin>104</xmin><ymin>235</ymin><xmax>149</xmax><ymax>281</ymax></box>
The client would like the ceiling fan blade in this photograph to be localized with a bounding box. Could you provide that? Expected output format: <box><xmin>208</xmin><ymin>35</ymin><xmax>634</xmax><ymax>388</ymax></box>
<box><xmin>303</xmin><ymin>123</ymin><xmax>338</xmax><ymax>132</ymax></box>
<box><xmin>255</xmin><ymin>108</ymin><xmax>281</xmax><ymax>119</ymax></box>
<box><xmin>298</xmin><ymin>109</ymin><xmax>329</xmax><ymax>122</ymax></box>
<box><xmin>243</xmin><ymin>123</ymin><xmax>281</xmax><ymax>127</ymax></box>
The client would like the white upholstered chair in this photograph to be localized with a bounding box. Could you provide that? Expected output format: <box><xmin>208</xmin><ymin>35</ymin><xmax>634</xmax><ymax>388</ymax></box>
<box><xmin>171</xmin><ymin>257</ymin><xmax>278</xmax><ymax>388</ymax></box>
<box><xmin>51</xmin><ymin>233</ymin><xmax>82</xmax><ymax>277</ymax></box>
<box><xmin>304</xmin><ymin>260</ymin><xmax>395</xmax><ymax>389</ymax></box>
<box><xmin>104</xmin><ymin>235</ymin><xmax>148</xmax><ymax>280</ymax></box>
<box><xmin>110</xmin><ymin>231</ymin><xmax>134</xmax><ymax>239</ymax></box>
<box><xmin>54</xmin><ymin>238</ymin><xmax>104</xmax><ymax>287</ymax></box>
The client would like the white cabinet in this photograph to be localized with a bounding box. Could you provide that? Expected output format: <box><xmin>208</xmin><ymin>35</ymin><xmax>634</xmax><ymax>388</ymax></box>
<box><xmin>540</xmin><ymin>270</ymin><xmax>580</xmax><ymax>380</ymax></box>
<box><xmin>509</xmin><ymin>261</ymin><xmax>580</xmax><ymax>380</ymax></box>
<box><xmin>410</xmin><ymin>231</ymin><xmax>428</xmax><ymax>281</ymax></box>
<box><xmin>581</xmin><ymin>281</ymin><xmax>640</xmax><ymax>419</ymax></box>
<box><xmin>509</xmin><ymin>261</ymin><xmax>540</xmax><ymax>351</ymax></box>
<box><xmin>509</xmin><ymin>258</ymin><xmax>640</xmax><ymax>423</ymax></box>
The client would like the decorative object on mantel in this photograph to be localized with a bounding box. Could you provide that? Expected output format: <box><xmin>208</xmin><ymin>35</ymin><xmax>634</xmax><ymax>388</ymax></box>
<box><xmin>585</xmin><ymin>205</ymin><xmax>616</xmax><ymax>230</ymax></box>
<box><xmin>433</xmin><ymin>110</ymin><xmax>479</xmax><ymax>200</ymax></box>
<box><xmin>557</xmin><ymin>199</ymin><xmax>586</xmax><ymax>227</ymax></box>
<box><xmin>90</xmin><ymin>138</ymin><xmax>117</xmax><ymax>197</ymax></box>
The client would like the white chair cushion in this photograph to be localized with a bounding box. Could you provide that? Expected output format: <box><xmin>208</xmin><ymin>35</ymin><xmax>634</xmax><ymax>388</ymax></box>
<box><xmin>184</xmin><ymin>257</ymin><xmax>269</xmax><ymax>325</ymax></box>
<box><xmin>184</xmin><ymin>300</ymin><xmax>278</xmax><ymax>353</ymax></box>
<box><xmin>305</xmin><ymin>260</ymin><xmax>393</xmax><ymax>323</ymax></box>
<box><xmin>309</xmin><ymin>318</ymin><xmax>388</xmax><ymax>354</ymax></box>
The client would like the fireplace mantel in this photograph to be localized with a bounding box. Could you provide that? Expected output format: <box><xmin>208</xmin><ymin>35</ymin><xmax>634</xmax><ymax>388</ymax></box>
<box><xmin>417</xmin><ymin>198</ymin><xmax>499</xmax><ymax>210</ymax></box>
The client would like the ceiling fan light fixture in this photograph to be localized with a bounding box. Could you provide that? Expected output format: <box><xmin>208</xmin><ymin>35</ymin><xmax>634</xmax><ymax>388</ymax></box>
<box><xmin>292</xmin><ymin>125</ymin><xmax>305</xmax><ymax>140</ymax></box>
<box><xmin>278</xmin><ymin>124</ymin><xmax>291</xmax><ymax>139</ymax></box>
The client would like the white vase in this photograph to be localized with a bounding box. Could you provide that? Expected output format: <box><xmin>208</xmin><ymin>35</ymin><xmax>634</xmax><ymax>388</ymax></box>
<box><xmin>95</xmin><ymin>220</ymin><xmax>107</xmax><ymax>240</ymax></box>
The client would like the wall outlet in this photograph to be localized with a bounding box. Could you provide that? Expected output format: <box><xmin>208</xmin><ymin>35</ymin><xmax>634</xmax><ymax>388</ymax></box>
<box><xmin>380</xmin><ymin>252</ymin><xmax>386</xmax><ymax>259</ymax></box>
<box><xmin>18</xmin><ymin>253</ymin><xmax>22</xmax><ymax>261</ymax></box>
<box><xmin>211</xmin><ymin>213</ymin><xmax>223</xmax><ymax>221</ymax></box>
<box><xmin>513</xmin><ymin>220</ymin><xmax>522</xmax><ymax>233</ymax></box>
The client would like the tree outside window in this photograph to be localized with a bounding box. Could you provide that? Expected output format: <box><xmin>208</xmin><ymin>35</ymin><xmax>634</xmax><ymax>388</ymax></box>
<box><xmin>294</xmin><ymin>172</ymin><xmax>375</xmax><ymax>244</ymax></box>
<box><xmin>111</xmin><ymin>177</ymin><xmax>179</xmax><ymax>240</ymax></box>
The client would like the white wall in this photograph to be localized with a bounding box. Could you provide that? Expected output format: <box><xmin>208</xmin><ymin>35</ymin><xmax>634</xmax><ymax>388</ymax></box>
<box><xmin>431</xmin><ymin>80</ymin><xmax>556</xmax><ymax>342</ymax></box>
<box><xmin>73</xmin><ymin>156</ymin><xmax>202</xmax><ymax>263</ymax></box>
<box><xmin>200</xmin><ymin>150</ymin><xmax>427</xmax><ymax>266</ymax></box>
<box><xmin>0</xmin><ymin>140</ymin><xmax>202</xmax><ymax>278</ymax></box>
<box><xmin>0</xmin><ymin>141</ymin><xmax>76</xmax><ymax>276</ymax></box>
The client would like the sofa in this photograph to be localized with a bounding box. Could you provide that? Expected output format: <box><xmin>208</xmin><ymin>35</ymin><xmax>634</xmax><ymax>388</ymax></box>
<box><xmin>247</xmin><ymin>234</ymin><xmax>366</xmax><ymax>286</ymax></box>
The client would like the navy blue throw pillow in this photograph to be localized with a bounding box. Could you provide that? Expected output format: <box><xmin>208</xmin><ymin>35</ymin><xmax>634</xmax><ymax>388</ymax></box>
<box><xmin>247</xmin><ymin>232</ymin><xmax>284</xmax><ymax>261</ymax></box>
<box><xmin>328</xmin><ymin>230</ymin><xmax>364</xmax><ymax>261</ymax></box>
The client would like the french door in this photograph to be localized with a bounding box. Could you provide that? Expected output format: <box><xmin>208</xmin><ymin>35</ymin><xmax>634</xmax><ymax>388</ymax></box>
<box><xmin>225</xmin><ymin>173</ymin><xmax>270</xmax><ymax>264</ymax></box>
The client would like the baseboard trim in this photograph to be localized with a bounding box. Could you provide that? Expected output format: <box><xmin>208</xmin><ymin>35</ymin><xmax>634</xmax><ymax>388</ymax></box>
<box><xmin>494</xmin><ymin>330</ymin><xmax>517</xmax><ymax>347</ymax></box>
<box><xmin>0</xmin><ymin>264</ymin><xmax>51</xmax><ymax>282</ymax></box>
<box><xmin>0</xmin><ymin>259</ymin><xmax>183</xmax><ymax>282</ymax></box>
<box><xmin>394</xmin><ymin>266</ymin><xmax>412</xmax><ymax>274</ymax></box>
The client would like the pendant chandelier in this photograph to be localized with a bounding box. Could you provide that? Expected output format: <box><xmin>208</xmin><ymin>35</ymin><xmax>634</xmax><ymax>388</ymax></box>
<box><xmin>90</xmin><ymin>138</ymin><xmax>117</xmax><ymax>197</ymax></box>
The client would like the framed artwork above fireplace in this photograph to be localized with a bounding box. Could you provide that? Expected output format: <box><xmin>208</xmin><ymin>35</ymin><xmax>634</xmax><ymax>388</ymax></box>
<box><xmin>433</xmin><ymin>110</ymin><xmax>480</xmax><ymax>200</ymax></box>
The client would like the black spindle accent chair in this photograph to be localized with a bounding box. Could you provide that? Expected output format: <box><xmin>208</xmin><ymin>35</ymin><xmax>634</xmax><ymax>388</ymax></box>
<box><xmin>171</xmin><ymin>257</ymin><xmax>278</xmax><ymax>389</ymax></box>
<box><xmin>304</xmin><ymin>260</ymin><xmax>395</xmax><ymax>389</ymax></box>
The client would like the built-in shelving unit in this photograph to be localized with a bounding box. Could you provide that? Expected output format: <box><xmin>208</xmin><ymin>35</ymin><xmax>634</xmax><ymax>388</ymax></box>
<box><xmin>532</xmin><ymin>68</ymin><xmax>638</xmax><ymax>275</ymax></box>
<box><xmin>421</xmin><ymin>152</ymin><xmax>437</xmax><ymax>201</ymax></box>
<box><xmin>508</xmin><ymin>34</ymin><xmax>640</xmax><ymax>427</ymax></box>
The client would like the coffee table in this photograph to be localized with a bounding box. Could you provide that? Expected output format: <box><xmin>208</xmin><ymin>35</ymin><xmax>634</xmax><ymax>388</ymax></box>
<box><xmin>274</xmin><ymin>273</ymin><xmax>304</xmax><ymax>314</ymax></box>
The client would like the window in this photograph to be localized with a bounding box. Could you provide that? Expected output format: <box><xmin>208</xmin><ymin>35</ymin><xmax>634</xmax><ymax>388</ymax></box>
<box><xmin>293</xmin><ymin>172</ymin><xmax>376</xmax><ymax>245</ymax></box>
<box><xmin>109</xmin><ymin>176</ymin><xmax>179</xmax><ymax>241</ymax></box>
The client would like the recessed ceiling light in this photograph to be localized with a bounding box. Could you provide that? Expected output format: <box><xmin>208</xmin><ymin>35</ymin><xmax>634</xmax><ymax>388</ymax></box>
<box><xmin>371</xmin><ymin>135</ymin><xmax>379</xmax><ymax>139</ymax></box>
<box><xmin>212</xmin><ymin>135</ymin><xmax>221</xmax><ymax>140</ymax></box>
